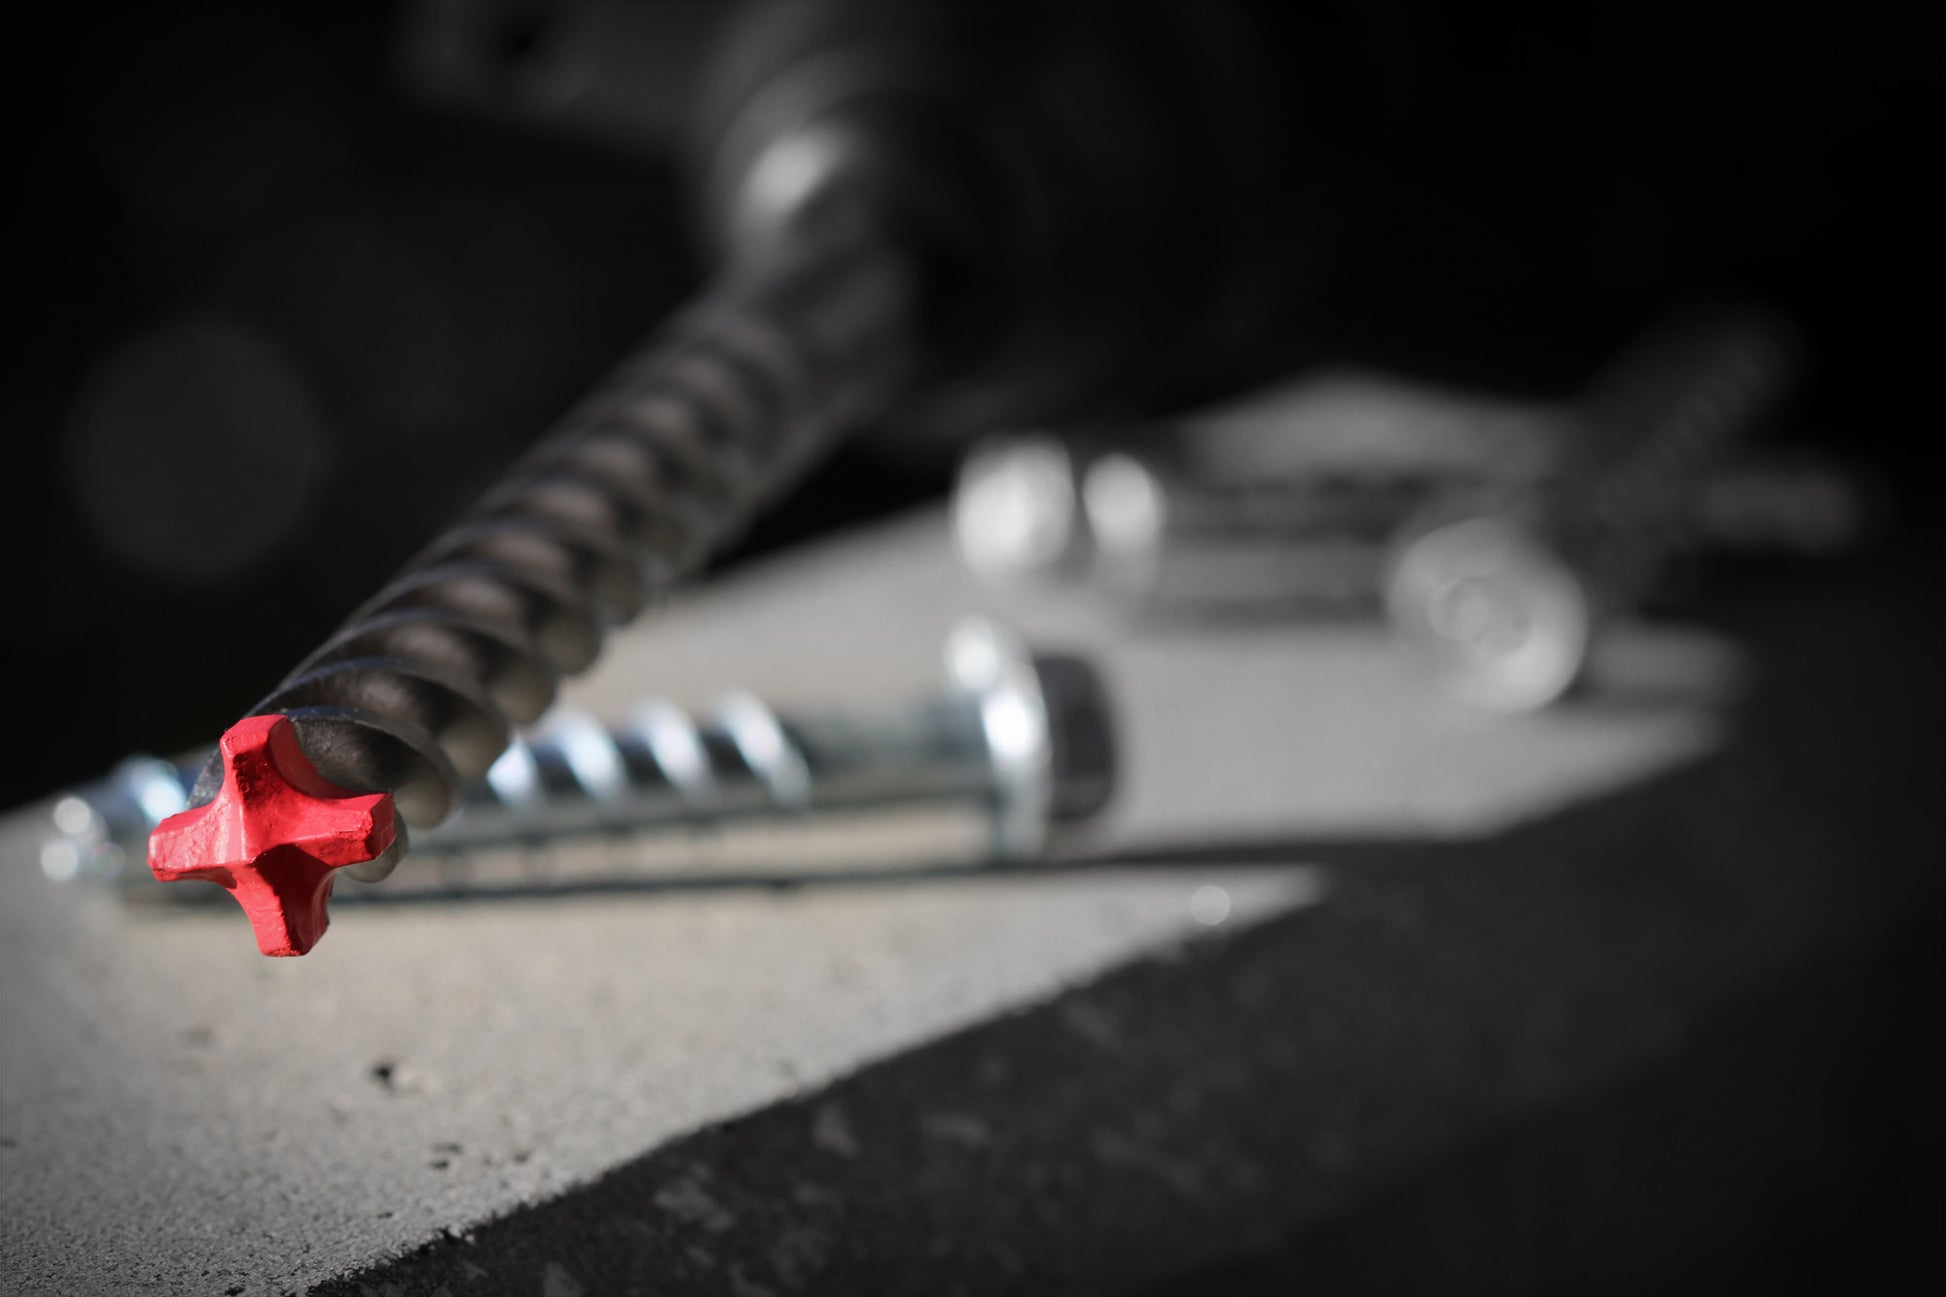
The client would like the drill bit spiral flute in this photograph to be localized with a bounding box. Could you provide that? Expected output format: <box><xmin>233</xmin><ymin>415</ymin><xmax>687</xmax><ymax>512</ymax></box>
<box><xmin>147</xmin><ymin>2</ymin><xmax>1298</xmax><ymax>953</ymax></box>
<box><xmin>148</xmin><ymin>226</ymin><xmax>917</xmax><ymax>954</ymax></box>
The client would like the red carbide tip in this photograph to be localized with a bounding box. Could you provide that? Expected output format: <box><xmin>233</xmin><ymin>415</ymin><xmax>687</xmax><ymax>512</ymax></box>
<box><xmin>147</xmin><ymin>715</ymin><xmax>397</xmax><ymax>957</ymax></box>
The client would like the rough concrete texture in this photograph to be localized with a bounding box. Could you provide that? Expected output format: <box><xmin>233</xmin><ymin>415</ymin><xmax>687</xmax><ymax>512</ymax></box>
<box><xmin>0</xmin><ymin>841</ymin><xmax>1316</xmax><ymax>1295</ymax></box>
<box><xmin>4</xmin><ymin>510</ymin><xmax>1934</xmax><ymax>1295</ymax></box>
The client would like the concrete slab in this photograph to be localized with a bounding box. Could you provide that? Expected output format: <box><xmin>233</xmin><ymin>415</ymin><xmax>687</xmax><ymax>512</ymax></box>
<box><xmin>2</xmin><ymin>508</ymin><xmax>1934</xmax><ymax>1295</ymax></box>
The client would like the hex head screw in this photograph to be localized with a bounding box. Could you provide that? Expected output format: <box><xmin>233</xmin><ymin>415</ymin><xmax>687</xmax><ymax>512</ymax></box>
<box><xmin>52</xmin><ymin>621</ymin><xmax>1115</xmax><ymax>950</ymax></box>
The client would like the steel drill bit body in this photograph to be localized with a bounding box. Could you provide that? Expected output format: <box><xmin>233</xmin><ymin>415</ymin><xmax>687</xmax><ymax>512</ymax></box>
<box><xmin>144</xmin><ymin>0</ymin><xmax>1326</xmax><ymax>949</ymax></box>
<box><xmin>151</xmin><ymin>222</ymin><xmax>920</xmax><ymax>937</ymax></box>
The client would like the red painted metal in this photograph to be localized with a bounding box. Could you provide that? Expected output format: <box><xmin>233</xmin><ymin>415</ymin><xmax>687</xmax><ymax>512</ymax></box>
<box><xmin>148</xmin><ymin>715</ymin><xmax>397</xmax><ymax>957</ymax></box>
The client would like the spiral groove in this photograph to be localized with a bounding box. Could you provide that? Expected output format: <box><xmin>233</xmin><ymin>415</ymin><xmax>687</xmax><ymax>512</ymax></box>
<box><xmin>1562</xmin><ymin>311</ymin><xmax>1797</xmax><ymax>597</ymax></box>
<box><xmin>191</xmin><ymin>228</ymin><xmax>919</xmax><ymax>839</ymax></box>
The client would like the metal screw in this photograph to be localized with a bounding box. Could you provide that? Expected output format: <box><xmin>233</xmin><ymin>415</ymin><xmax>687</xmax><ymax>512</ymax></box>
<box><xmin>1386</xmin><ymin>307</ymin><xmax>1799</xmax><ymax>711</ymax></box>
<box><xmin>46</xmin><ymin>621</ymin><xmax>1114</xmax><ymax>900</ymax></box>
<box><xmin>951</xmin><ymin>361</ymin><xmax>1846</xmax><ymax>624</ymax></box>
<box><xmin>950</xmin><ymin>371</ymin><xmax>1561</xmax><ymax>619</ymax></box>
<box><xmin>954</xmin><ymin>430</ymin><xmax>1456</xmax><ymax>616</ymax></box>
<box><xmin>951</xmin><ymin>310</ymin><xmax>1833</xmax><ymax>714</ymax></box>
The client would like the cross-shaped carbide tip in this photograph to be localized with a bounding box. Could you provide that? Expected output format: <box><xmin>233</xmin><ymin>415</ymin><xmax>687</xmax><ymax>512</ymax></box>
<box><xmin>148</xmin><ymin>715</ymin><xmax>397</xmax><ymax>957</ymax></box>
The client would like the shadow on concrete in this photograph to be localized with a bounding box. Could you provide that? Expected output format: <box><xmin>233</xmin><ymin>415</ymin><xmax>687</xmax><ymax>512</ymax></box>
<box><xmin>309</xmin><ymin>565</ymin><xmax>1943</xmax><ymax>1295</ymax></box>
<box><xmin>309</xmin><ymin>746</ymin><xmax>1944</xmax><ymax>1296</ymax></box>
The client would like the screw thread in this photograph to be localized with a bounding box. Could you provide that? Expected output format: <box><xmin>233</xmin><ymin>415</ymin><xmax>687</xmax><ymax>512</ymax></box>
<box><xmin>1555</xmin><ymin>309</ymin><xmax>1798</xmax><ymax>599</ymax></box>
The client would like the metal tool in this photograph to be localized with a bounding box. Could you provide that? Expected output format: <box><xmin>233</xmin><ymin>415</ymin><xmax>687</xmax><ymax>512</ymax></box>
<box><xmin>1386</xmin><ymin>309</ymin><xmax>1799</xmax><ymax>711</ymax></box>
<box><xmin>953</xmin><ymin>359</ymin><xmax>1851</xmax><ymax>634</ymax></box>
<box><xmin>66</xmin><ymin>624</ymin><xmax>1114</xmax><ymax>952</ymax></box>
<box><xmin>952</xmin><ymin>418</ymin><xmax>1531</xmax><ymax>617</ymax></box>
<box><xmin>145</xmin><ymin>2</ymin><xmax>1329</xmax><ymax>948</ymax></box>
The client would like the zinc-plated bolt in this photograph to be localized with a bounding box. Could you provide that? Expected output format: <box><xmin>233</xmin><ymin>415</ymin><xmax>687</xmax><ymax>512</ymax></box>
<box><xmin>951</xmin><ymin>378</ymin><xmax>1555</xmax><ymax>617</ymax></box>
<box><xmin>45</xmin><ymin>621</ymin><xmax>1114</xmax><ymax>897</ymax></box>
<box><xmin>951</xmin><ymin>310</ymin><xmax>1837</xmax><ymax>714</ymax></box>
<box><xmin>951</xmin><ymin>366</ymin><xmax>1858</xmax><ymax>625</ymax></box>
<box><xmin>955</xmin><ymin>432</ymin><xmax>1460</xmax><ymax>616</ymax></box>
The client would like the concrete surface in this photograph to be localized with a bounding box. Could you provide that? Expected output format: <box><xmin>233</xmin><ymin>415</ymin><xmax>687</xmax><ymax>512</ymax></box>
<box><xmin>2</xmin><ymin>509</ymin><xmax>1937</xmax><ymax>1295</ymax></box>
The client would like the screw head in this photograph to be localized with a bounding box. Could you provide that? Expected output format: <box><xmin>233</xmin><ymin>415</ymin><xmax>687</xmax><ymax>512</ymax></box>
<box><xmin>952</xmin><ymin>437</ymin><xmax>1086</xmax><ymax>585</ymax></box>
<box><xmin>1386</xmin><ymin>515</ymin><xmax>1592</xmax><ymax>713</ymax></box>
<box><xmin>946</xmin><ymin>619</ymin><xmax>1115</xmax><ymax>858</ymax></box>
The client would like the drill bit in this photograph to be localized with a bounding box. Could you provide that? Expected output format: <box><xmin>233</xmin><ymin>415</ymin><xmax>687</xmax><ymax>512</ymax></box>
<box><xmin>142</xmin><ymin>2</ymin><xmax>1290</xmax><ymax>953</ymax></box>
<box><xmin>137</xmin><ymin>0</ymin><xmax>1459</xmax><ymax>950</ymax></box>
<box><xmin>148</xmin><ymin>216</ymin><xmax>921</xmax><ymax>946</ymax></box>
<box><xmin>221</xmin><ymin>220</ymin><xmax>918</xmax><ymax>832</ymax></box>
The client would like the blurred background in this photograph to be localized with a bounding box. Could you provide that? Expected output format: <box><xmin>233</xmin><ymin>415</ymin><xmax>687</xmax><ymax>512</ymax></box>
<box><xmin>3</xmin><ymin>1</ymin><xmax>1937</xmax><ymax>805</ymax></box>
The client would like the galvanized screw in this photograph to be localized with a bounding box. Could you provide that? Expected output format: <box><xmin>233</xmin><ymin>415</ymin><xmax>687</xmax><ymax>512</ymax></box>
<box><xmin>952</xmin><ymin>423</ymin><xmax>1504</xmax><ymax>617</ymax></box>
<box><xmin>1386</xmin><ymin>307</ymin><xmax>1799</xmax><ymax>711</ymax></box>
<box><xmin>45</xmin><ymin>621</ymin><xmax>1114</xmax><ymax>897</ymax></box>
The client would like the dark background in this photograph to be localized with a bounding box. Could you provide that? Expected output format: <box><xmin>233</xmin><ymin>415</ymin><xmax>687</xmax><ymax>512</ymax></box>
<box><xmin>3</xmin><ymin>2</ymin><xmax>1938</xmax><ymax>806</ymax></box>
<box><xmin>4</xmin><ymin>4</ymin><xmax>946</xmax><ymax>805</ymax></box>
